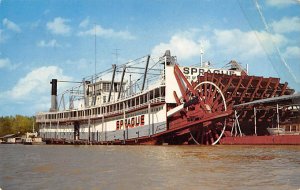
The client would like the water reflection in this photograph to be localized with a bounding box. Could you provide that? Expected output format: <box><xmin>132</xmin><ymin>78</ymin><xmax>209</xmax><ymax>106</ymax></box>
<box><xmin>0</xmin><ymin>144</ymin><xmax>299</xmax><ymax>190</ymax></box>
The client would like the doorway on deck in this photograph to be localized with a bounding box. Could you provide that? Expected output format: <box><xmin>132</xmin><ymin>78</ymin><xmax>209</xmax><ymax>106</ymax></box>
<box><xmin>74</xmin><ymin>121</ymin><xmax>80</xmax><ymax>140</ymax></box>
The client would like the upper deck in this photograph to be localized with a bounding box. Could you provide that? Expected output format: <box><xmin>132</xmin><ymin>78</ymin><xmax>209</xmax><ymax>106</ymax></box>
<box><xmin>36</xmin><ymin>85</ymin><xmax>166</xmax><ymax>123</ymax></box>
<box><xmin>36</xmin><ymin>50</ymin><xmax>246</xmax><ymax>123</ymax></box>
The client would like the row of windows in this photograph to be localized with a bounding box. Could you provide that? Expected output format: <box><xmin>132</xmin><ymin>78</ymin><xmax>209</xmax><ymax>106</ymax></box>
<box><xmin>81</xmin><ymin>105</ymin><xmax>163</xmax><ymax>123</ymax></box>
<box><xmin>88</xmin><ymin>82</ymin><xmax>124</xmax><ymax>95</ymax></box>
<box><xmin>44</xmin><ymin>87</ymin><xmax>165</xmax><ymax>120</ymax></box>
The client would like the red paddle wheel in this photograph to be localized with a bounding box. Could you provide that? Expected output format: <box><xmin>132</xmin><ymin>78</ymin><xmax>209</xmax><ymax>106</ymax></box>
<box><xmin>164</xmin><ymin>64</ymin><xmax>294</xmax><ymax>145</ymax></box>
<box><xmin>165</xmin><ymin>65</ymin><xmax>231</xmax><ymax>145</ymax></box>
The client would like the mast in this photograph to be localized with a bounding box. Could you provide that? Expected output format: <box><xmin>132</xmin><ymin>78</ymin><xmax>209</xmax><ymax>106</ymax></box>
<box><xmin>200</xmin><ymin>43</ymin><xmax>204</xmax><ymax>67</ymax></box>
<box><xmin>94</xmin><ymin>23</ymin><xmax>97</xmax><ymax>79</ymax></box>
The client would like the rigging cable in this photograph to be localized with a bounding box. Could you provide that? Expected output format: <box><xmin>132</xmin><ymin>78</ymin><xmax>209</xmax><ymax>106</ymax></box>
<box><xmin>253</xmin><ymin>0</ymin><xmax>298</xmax><ymax>82</ymax></box>
<box><xmin>238</xmin><ymin>0</ymin><xmax>298</xmax><ymax>83</ymax></box>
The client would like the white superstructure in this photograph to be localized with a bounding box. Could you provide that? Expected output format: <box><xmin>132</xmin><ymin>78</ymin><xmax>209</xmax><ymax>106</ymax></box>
<box><xmin>36</xmin><ymin>51</ymin><xmax>244</xmax><ymax>143</ymax></box>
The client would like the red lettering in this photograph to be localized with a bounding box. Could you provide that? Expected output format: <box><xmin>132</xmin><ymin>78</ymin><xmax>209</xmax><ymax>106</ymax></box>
<box><xmin>116</xmin><ymin>121</ymin><xmax>119</xmax><ymax>130</ymax></box>
<box><xmin>136</xmin><ymin>116</ymin><xmax>140</xmax><ymax>126</ymax></box>
<box><xmin>131</xmin><ymin>118</ymin><xmax>135</xmax><ymax>128</ymax></box>
<box><xmin>120</xmin><ymin>120</ymin><xmax>123</xmax><ymax>129</ymax></box>
<box><xmin>141</xmin><ymin>115</ymin><xmax>144</xmax><ymax>126</ymax></box>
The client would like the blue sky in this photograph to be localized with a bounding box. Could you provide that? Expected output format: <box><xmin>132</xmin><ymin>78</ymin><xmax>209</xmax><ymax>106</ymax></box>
<box><xmin>0</xmin><ymin>0</ymin><xmax>300</xmax><ymax>116</ymax></box>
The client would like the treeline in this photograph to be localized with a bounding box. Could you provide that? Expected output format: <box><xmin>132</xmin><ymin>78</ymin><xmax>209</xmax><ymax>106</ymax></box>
<box><xmin>0</xmin><ymin>115</ymin><xmax>37</xmax><ymax>137</ymax></box>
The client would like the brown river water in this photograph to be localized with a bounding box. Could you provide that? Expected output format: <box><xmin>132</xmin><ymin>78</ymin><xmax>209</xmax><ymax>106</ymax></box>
<box><xmin>0</xmin><ymin>144</ymin><xmax>299</xmax><ymax>190</ymax></box>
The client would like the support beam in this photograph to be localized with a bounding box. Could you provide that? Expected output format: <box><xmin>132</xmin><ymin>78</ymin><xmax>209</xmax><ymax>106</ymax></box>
<box><xmin>276</xmin><ymin>104</ymin><xmax>280</xmax><ymax>135</ymax></box>
<box><xmin>254</xmin><ymin>107</ymin><xmax>257</xmax><ymax>136</ymax></box>
<box><xmin>141</xmin><ymin>55</ymin><xmax>150</xmax><ymax>91</ymax></box>
<box><xmin>148</xmin><ymin>92</ymin><xmax>151</xmax><ymax>136</ymax></box>
<box><xmin>250</xmin><ymin>77</ymin><xmax>262</xmax><ymax>101</ymax></box>
<box><xmin>118</xmin><ymin>66</ymin><xmax>126</xmax><ymax>100</ymax></box>
<box><xmin>83</xmin><ymin>78</ymin><xmax>90</xmax><ymax>107</ymax></box>
<box><xmin>108</xmin><ymin>64</ymin><xmax>117</xmax><ymax>102</ymax></box>
<box><xmin>88</xmin><ymin>118</ymin><xmax>91</xmax><ymax>143</ymax></box>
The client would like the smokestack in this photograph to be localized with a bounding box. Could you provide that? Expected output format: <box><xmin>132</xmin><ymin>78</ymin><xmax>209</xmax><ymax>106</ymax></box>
<box><xmin>50</xmin><ymin>79</ymin><xmax>57</xmax><ymax>112</ymax></box>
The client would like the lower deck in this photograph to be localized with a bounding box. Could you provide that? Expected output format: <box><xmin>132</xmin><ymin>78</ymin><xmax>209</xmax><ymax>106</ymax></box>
<box><xmin>39</xmin><ymin>104</ymin><xmax>167</xmax><ymax>143</ymax></box>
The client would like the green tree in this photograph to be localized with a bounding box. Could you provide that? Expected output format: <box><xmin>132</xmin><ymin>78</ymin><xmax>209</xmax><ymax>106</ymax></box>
<box><xmin>0</xmin><ymin>115</ymin><xmax>36</xmax><ymax>137</ymax></box>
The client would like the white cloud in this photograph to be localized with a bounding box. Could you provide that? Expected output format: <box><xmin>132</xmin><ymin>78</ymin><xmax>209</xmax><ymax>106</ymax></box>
<box><xmin>37</xmin><ymin>39</ymin><xmax>60</xmax><ymax>48</ymax></box>
<box><xmin>0</xmin><ymin>29</ymin><xmax>7</xmax><ymax>43</ymax></box>
<box><xmin>66</xmin><ymin>58</ymin><xmax>90</xmax><ymax>70</ymax></box>
<box><xmin>30</xmin><ymin>20</ymin><xmax>41</xmax><ymax>29</ymax></box>
<box><xmin>79</xmin><ymin>17</ymin><xmax>90</xmax><ymax>28</ymax></box>
<box><xmin>0</xmin><ymin>57</ymin><xmax>19</xmax><ymax>70</ymax></box>
<box><xmin>265</xmin><ymin>0</ymin><xmax>297</xmax><ymax>8</ymax></box>
<box><xmin>283</xmin><ymin>46</ymin><xmax>300</xmax><ymax>59</ymax></box>
<box><xmin>151</xmin><ymin>33</ymin><xmax>210</xmax><ymax>60</ymax></box>
<box><xmin>6</xmin><ymin>66</ymin><xmax>72</xmax><ymax>100</ymax></box>
<box><xmin>151</xmin><ymin>28</ymin><xmax>288</xmax><ymax>62</ymax></box>
<box><xmin>2</xmin><ymin>18</ymin><xmax>21</xmax><ymax>32</ymax></box>
<box><xmin>43</xmin><ymin>9</ymin><xmax>50</xmax><ymax>15</ymax></box>
<box><xmin>78</xmin><ymin>25</ymin><xmax>135</xmax><ymax>40</ymax></box>
<box><xmin>213</xmin><ymin>29</ymin><xmax>287</xmax><ymax>60</ymax></box>
<box><xmin>271</xmin><ymin>17</ymin><xmax>300</xmax><ymax>33</ymax></box>
<box><xmin>47</xmin><ymin>17</ymin><xmax>71</xmax><ymax>35</ymax></box>
<box><xmin>0</xmin><ymin>57</ymin><xmax>10</xmax><ymax>68</ymax></box>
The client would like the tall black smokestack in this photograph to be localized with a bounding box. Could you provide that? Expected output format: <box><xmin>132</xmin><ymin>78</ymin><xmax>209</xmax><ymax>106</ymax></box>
<box><xmin>50</xmin><ymin>79</ymin><xmax>57</xmax><ymax>111</ymax></box>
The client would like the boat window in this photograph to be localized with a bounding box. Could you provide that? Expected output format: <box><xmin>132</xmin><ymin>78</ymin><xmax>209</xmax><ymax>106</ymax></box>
<box><xmin>155</xmin><ymin>88</ymin><xmax>160</xmax><ymax>98</ymax></box>
<box><xmin>150</xmin><ymin>90</ymin><xmax>154</xmax><ymax>100</ymax></box>
<box><xmin>161</xmin><ymin>86</ymin><xmax>165</xmax><ymax>96</ymax></box>
<box><xmin>103</xmin><ymin>83</ymin><xmax>110</xmax><ymax>92</ymax></box>
<box><xmin>114</xmin><ymin>83</ymin><xmax>118</xmax><ymax>92</ymax></box>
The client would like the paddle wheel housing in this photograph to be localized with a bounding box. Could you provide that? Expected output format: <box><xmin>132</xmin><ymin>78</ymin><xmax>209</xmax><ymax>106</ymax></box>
<box><xmin>163</xmin><ymin>64</ymin><xmax>295</xmax><ymax>145</ymax></box>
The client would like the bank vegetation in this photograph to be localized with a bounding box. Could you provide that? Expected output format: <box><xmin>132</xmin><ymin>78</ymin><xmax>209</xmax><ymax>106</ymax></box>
<box><xmin>0</xmin><ymin>115</ymin><xmax>36</xmax><ymax>137</ymax></box>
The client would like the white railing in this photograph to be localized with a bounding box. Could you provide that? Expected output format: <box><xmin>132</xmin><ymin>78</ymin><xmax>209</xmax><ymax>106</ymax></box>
<box><xmin>36</xmin><ymin>96</ymin><xmax>165</xmax><ymax>123</ymax></box>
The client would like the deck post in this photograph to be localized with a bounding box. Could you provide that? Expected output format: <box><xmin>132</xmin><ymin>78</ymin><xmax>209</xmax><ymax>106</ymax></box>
<box><xmin>148</xmin><ymin>92</ymin><xmax>151</xmax><ymax>136</ymax></box>
<box><xmin>88</xmin><ymin>118</ymin><xmax>91</xmax><ymax>143</ymax></box>
<box><xmin>56</xmin><ymin>120</ymin><xmax>59</xmax><ymax>139</ymax></box>
<box><xmin>276</xmin><ymin>104</ymin><xmax>280</xmax><ymax>135</ymax></box>
<box><xmin>123</xmin><ymin>102</ymin><xmax>127</xmax><ymax>139</ymax></box>
<box><xmin>97</xmin><ymin>130</ymin><xmax>98</xmax><ymax>142</ymax></box>
<box><xmin>50</xmin><ymin>120</ymin><xmax>52</xmax><ymax>139</ymax></box>
<box><xmin>254</xmin><ymin>107</ymin><xmax>257</xmax><ymax>136</ymax></box>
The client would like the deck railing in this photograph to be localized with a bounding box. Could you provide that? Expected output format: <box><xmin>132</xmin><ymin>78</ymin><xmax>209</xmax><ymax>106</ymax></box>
<box><xmin>36</xmin><ymin>96</ymin><xmax>165</xmax><ymax>123</ymax></box>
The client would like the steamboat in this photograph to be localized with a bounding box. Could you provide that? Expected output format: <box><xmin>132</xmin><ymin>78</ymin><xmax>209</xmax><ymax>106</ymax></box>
<box><xmin>36</xmin><ymin>50</ymin><xmax>300</xmax><ymax>145</ymax></box>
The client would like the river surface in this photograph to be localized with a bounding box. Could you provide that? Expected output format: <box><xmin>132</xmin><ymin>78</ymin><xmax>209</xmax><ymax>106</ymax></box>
<box><xmin>0</xmin><ymin>144</ymin><xmax>299</xmax><ymax>190</ymax></box>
